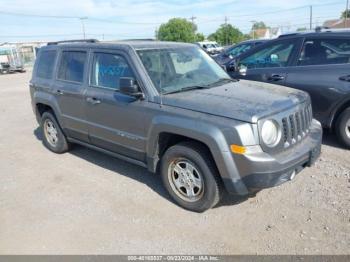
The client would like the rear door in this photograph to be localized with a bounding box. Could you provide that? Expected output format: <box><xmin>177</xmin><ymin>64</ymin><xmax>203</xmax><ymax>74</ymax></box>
<box><xmin>53</xmin><ymin>49</ymin><xmax>89</xmax><ymax>142</ymax></box>
<box><xmin>284</xmin><ymin>36</ymin><xmax>350</xmax><ymax>126</ymax></box>
<box><xmin>85</xmin><ymin>49</ymin><xmax>147</xmax><ymax>161</ymax></box>
<box><xmin>232</xmin><ymin>38</ymin><xmax>301</xmax><ymax>85</ymax></box>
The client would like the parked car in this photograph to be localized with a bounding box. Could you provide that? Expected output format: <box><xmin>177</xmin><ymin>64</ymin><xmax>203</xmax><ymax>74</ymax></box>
<box><xmin>30</xmin><ymin>39</ymin><xmax>322</xmax><ymax>212</ymax></box>
<box><xmin>227</xmin><ymin>29</ymin><xmax>350</xmax><ymax>148</ymax></box>
<box><xmin>195</xmin><ymin>41</ymin><xmax>224</xmax><ymax>55</ymax></box>
<box><xmin>213</xmin><ymin>39</ymin><xmax>268</xmax><ymax>66</ymax></box>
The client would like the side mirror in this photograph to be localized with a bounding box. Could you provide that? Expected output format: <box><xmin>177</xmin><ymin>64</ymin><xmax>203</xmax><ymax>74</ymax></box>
<box><xmin>226</xmin><ymin>59</ymin><xmax>237</xmax><ymax>72</ymax></box>
<box><xmin>238</xmin><ymin>66</ymin><xmax>247</xmax><ymax>76</ymax></box>
<box><xmin>119</xmin><ymin>77</ymin><xmax>144</xmax><ymax>99</ymax></box>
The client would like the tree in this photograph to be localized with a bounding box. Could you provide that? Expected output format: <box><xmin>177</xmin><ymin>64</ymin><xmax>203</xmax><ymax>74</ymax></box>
<box><xmin>250</xmin><ymin>21</ymin><xmax>270</xmax><ymax>39</ymax></box>
<box><xmin>195</xmin><ymin>33</ymin><xmax>205</xmax><ymax>42</ymax></box>
<box><xmin>341</xmin><ymin>9</ymin><xmax>350</xmax><ymax>19</ymax></box>
<box><xmin>157</xmin><ymin>18</ymin><xmax>203</xmax><ymax>43</ymax></box>
<box><xmin>252</xmin><ymin>21</ymin><xmax>268</xmax><ymax>30</ymax></box>
<box><xmin>208</xmin><ymin>24</ymin><xmax>247</xmax><ymax>46</ymax></box>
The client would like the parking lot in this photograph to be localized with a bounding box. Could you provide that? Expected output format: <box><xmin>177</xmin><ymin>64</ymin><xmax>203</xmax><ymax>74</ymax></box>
<box><xmin>0</xmin><ymin>71</ymin><xmax>349</xmax><ymax>254</ymax></box>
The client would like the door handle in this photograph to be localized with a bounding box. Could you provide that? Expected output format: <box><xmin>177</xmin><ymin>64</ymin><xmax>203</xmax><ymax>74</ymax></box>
<box><xmin>268</xmin><ymin>74</ymin><xmax>285</xmax><ymax>81</ymax></box>
<box><xmin>339</xmin><ymin>75</ymin><xmax>350</xmax><ymax>82</ymax></box>
<box><xmin>56</xmin><ymin>90</ymin><xmax>64</xmax><ymax>95</ymax></box>
<box><xmin>86</xmin><ymin>97</ymin><xmax>101</xmax><ymax>105</ymax></box>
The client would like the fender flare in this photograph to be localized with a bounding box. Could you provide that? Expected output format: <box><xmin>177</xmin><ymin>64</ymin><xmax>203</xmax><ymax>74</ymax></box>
<box><xmin>146</xmin><ymin>115</ymin><xmax>249</xmax><ymax>195</ymax></box>
<box><xmin>33</xmin><ymin>91</ymin><xmax>65</xmax><ymax>127</ymax></box>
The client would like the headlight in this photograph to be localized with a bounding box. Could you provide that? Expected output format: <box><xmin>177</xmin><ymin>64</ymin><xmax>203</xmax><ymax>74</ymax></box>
<box><xmin>261</xmin><ymin>120</ymin><xmax>281</xmax><ymax>147</ymax></box>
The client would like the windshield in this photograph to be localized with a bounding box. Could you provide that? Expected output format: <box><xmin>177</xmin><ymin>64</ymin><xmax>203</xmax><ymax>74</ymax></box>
<box><xmin>137</xmin><ymin>46</ymin><xmax>230</xmax><ymax>94</ymax></box>
<box><xmin>226</xmin><ymin>43</ymin><xmax>253</xmax><ymax>57</ymax></box>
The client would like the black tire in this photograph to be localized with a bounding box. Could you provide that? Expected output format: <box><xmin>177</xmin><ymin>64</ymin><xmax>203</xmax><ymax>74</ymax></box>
<box><xmin>41</xmin><ymin>111</ymin><xmax>70</xmax><ymax>153</ymax></box>
<box><xmin>335</xmin><ymin>107</ymin><xmax>350</xmax><ymax>149</ymax></box>
<box><xmin>160</xmin><ymin>141</ymin><xmax>222</xmax><ymax>212</ymax></box>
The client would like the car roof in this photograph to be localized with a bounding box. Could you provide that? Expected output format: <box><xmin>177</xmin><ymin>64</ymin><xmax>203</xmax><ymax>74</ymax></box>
<box><xmin>239</xmin><ymin>39</ymin><xmax>269</xmax><ymax>44</ymax></box>
<box><xmin>40</xmin><ymin>40</ymin><xmax>195</xmax><ymax>52</ymax></box>
<box><xmin>278</xmin><ymin>29</ymin><xmax>350</xmax><ymax>39</ymax></box>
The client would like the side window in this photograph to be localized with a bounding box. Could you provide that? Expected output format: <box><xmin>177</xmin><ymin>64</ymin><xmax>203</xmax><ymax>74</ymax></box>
<box><xmin>298</xmin><ymin>38</ymin><xmax>350</xmax><ymax>66</ymax></box>
<box><xmin>228</xmin><ymin>44</ymin><xmax>252</xmax><ymax>57</ymax></box>
<box><xmin>240</xmin><ymin>41</ymin><xmax>296</xmax><ymax>69</ymax></box>
<box><xmin>36</xmin><ymin>50</ymin><xmax>57</xmax><ymax>79</ymax></box>
<box><xmin>58</xmin><ymin>51</ymin><xmax>86</xmax><ymax>83</ymax></box>
<box><xmin>91</xmin><ymin>53</ymin><xmax>135</xmax><ymax>90</ymax></box>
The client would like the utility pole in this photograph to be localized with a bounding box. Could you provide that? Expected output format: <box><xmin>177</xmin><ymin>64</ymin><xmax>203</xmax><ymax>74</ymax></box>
<box><xmin>309</xmin><ymin>6</ymin><xmax>313</xmax><ymax>30</ymax></box>
<box><xmin>250</xmin><ymin>20</ymin><xmax>257</xmax><ymax>40</ymax></box>
<box><xmin>189</xmin><ymin>15</ymin><xmax>197</xmax><ymax>24</ymax></box>
<box><xmin>79</xmin><ymin>17</ymin><xmax>88</xmax><ymax>39</ymax></box>
<box><xmin>189</xmin><ymin>15</ymin><xmax>197</xmax><ymax>42</ymax></box>
<box><xmin>155</xmin><ymin>27</ymin><xmax>159</xmax><ymax>40</ymax></box>
<box><xmin>224</xmin><ymin>16</ymin><xmax>228</xmax><ymax>45</ymax></box>
<box><xmin>345</xmin><ymin>0</ymin><xmax>349</xmax><ymax>27</ymax></box>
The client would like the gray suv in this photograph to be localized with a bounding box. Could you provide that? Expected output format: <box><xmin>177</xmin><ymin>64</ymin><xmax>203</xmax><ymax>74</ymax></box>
<box><xmin>30</xmin><ymin>39</ymin><xmax>322</xmax><ymax>212</ymax></box>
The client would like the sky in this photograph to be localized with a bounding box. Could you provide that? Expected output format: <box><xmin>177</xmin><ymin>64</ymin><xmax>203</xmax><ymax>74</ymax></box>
<box><xmin>0</xmin><ymin>0</ymin><xmax>347</xmax><ymax>43</ymax></box>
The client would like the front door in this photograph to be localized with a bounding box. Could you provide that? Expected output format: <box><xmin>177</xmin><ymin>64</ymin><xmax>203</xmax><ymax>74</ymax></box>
<box><xmin>285</xmin><ymin>36</ymin><xmax>350</xmax><ymax>126</ymax></box>
<box><xmin>53</xmin><ymin>50</ymin><xmax>89</xmax><ymax>142</ymax></box>
<box><xmin>85</xmin><ymin>51</ymin><xmax>147</xmax><ymax>161</ymax></box>
<box><xmin>232</xmin><ymin>39</ymin><xmax>301</xmax><ymax>85</ymax></box>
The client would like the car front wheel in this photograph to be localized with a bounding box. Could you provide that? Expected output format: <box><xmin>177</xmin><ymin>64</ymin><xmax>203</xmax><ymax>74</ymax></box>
<box><xmin>336</xmin><ymin>108</ymin><xmax>350</xmax><ymax>149</ymax></box>
<box><xmin>160</xmin><ymin>142</ymin><xmax>222</xmax><ymax>212</ymax></box>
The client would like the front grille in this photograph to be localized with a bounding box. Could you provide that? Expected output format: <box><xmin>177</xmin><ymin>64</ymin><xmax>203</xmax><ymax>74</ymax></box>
<box><xmin>281</xmin><ymin>104</ymin><xmax>312</xmax><ymax>148</ymax></box>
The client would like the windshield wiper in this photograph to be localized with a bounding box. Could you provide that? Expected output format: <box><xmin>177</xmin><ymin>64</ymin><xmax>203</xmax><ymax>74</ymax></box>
<box><xmin>207</xmin><ymin>78</ymin><xmax>236</xmax><ymax>87</ymax></box>
<box><xmin>164</xmin><ymin>85</ymin><xmax>210</xmax><ymax>95</ymax></box>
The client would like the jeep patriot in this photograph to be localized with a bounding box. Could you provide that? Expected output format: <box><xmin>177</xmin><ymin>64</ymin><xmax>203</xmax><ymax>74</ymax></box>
<box><xmin>30</xmin><ymin>39</ymin><xmax>322</xmax><ymax>212</ymax></box>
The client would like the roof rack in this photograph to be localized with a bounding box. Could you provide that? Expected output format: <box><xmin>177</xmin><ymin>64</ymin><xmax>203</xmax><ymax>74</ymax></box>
<box><xmin>278</xmin><ymin>27</ymin><xmax>350</xmax><ymax>38</ymax></box>
<box><xmin>119</xmin><ymin>38</ymin><xmax>156</xmax><ymax>41</ymax></box>
<box><xmin>315</xmin><ymin>27</ymin><xmax>350</xmax><ymax>33</ymax></box>
<box><xmin>47</xmin><ymin>39</ymin><xmax>99</xmax><ymax>45</ymax></box>
<box><xmin>278</xmin><ymin>32</ymin><xmax>300</xmax><ymax>38</ymax></box>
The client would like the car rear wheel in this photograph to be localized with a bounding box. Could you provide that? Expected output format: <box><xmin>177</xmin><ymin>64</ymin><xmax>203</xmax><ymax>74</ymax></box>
<box><xmin>336</xmin><ymin>108</ymin><xmax>350</xmax><ymax>149</ymax></box>
<box><xmin>160</xmin><ymin>142</ymin><xmax>222</xmax><ymax>212</ymax></box>
<box><xmin>41</xmin><ymin>111</ymin><xmax>70</xmax><ymax>153</ymax></box>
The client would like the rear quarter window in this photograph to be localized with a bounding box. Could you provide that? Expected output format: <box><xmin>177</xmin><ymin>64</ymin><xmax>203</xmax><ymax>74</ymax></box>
<box><xmin>298</xmin><ymin>38</ymin><xmax>350</xmax><ymax>66</ymax></box>
<box><xmin>58</xmin><ymin>51</ymin><xmax>87</xmax><ymax>83</ymax></box>
<box><xmin>36</xmin><ymin>50</ymin><xmax>57</xmax><ymax>79</ymax></box>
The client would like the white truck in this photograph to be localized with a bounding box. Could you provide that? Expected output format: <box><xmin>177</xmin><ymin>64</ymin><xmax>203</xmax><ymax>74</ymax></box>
<box><xmin>195</xmin><ymin>41</ymin><xmax>224</xmax><ymax>55</ymax></box>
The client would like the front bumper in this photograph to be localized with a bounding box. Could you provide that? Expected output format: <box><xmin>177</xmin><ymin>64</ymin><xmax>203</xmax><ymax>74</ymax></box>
<box><xmin>223</xmin><ymin>119</ymin><xmax>322</xmax><ymax>195</ymax></box>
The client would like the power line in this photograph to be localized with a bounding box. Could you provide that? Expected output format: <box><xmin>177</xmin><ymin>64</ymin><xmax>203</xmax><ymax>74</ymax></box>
<box><xmin>0</xmin><ymin>10</ymin><xmax>160</xmax><ymax>25</ymax></box>
<box><xmin>0</xmin><ymin>10</ymin><xmax>78</xmax><ymax>19</ymax></box>
<box><xmin>197</xmin><ymin>1</ymin><xmax>344</xmax><ymax>23</ymax></box>
<box><xmin>0</xmin><ymin>1</ymin><xmax>344</xmax><ymax>26</ymax></box>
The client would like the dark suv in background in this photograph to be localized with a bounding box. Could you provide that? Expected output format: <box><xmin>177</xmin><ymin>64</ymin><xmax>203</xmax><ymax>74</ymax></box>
<box><xmin>227</xmin><ymin>29</ymin><xmax>350</xmax><ymax>148</ymax></box>
<box><xmin>213</xmin><ymin>39</ymin><xmax>268</xmax><ymax>66</ymax></box>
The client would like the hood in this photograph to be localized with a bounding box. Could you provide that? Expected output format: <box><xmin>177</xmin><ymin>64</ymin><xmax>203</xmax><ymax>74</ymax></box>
<box><xmin>162</xmin><ymin>80</ymin><xmax>309</xmax><ymax>123</ymax></box>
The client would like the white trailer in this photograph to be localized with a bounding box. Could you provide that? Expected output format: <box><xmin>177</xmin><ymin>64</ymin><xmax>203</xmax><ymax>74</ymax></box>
<box><xmin>0</xmin><ymin>46</ymin><xmax>25</xmax><ymax>74</ymax></box>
